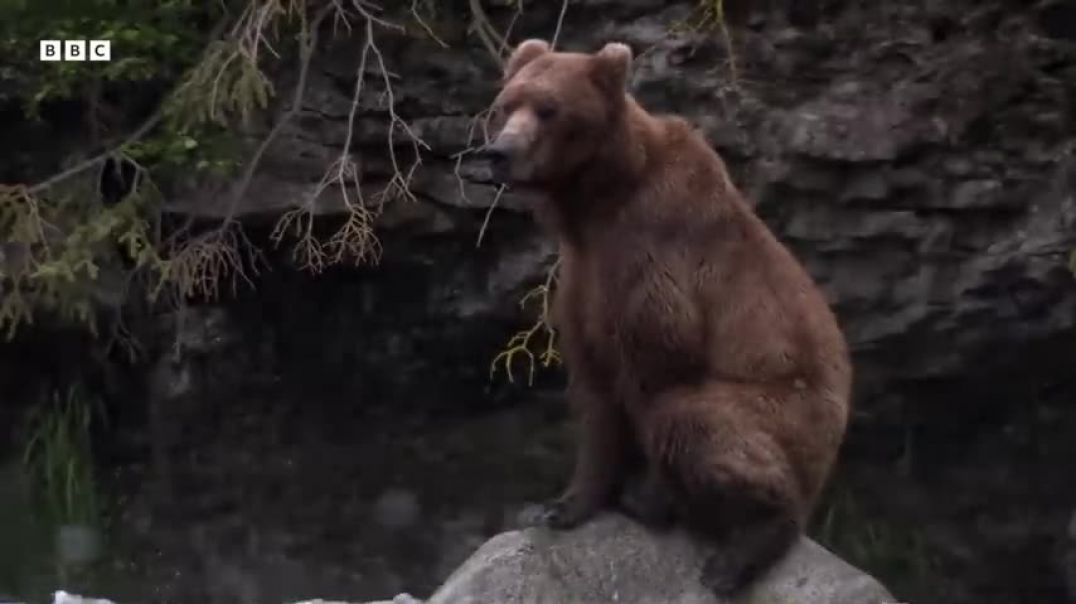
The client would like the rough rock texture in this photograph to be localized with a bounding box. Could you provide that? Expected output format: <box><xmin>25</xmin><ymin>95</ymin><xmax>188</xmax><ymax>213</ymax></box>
<box><xmin>100</xmin><ymin>3</ymin><xmax>1074</xmax><ymax>601</ymax></box>
<box><xmin>27</xmin><ymin>516</ymin><xmax>896</xmax><ymax>604</ymax></box>
<box><xmin>164</xmin><ymin>0</ymin><xmax>1076</xmax><ymax>426</ymax></box>
<box><xmin>4</xmin><ymin>2</ymin><xmax>1074</xmax><ymax>604</ymax></box>
<box><xmin>371</xmin><ymin>514</ymin><xmax>895</xmax><ymax>604</ymax></box>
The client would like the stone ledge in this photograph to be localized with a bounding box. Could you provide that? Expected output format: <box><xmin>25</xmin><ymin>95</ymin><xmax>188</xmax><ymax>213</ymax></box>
<box><xmin>364</xmin><ymin>513</ymin><xmax>898</xmax><ymax>604</ymax></box>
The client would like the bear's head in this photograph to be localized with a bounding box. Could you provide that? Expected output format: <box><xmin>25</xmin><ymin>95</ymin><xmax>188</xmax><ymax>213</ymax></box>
<box><xmin>485</xmin><ymin>39</ymin><xmax>633</xmax><ymax>188</ymax></box>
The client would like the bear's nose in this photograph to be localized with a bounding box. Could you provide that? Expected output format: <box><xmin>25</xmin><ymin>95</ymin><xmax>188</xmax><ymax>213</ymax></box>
<box><xmin>482</xmin><ymin>138</ymin><xmax>516</xmax><ymax>182</ymax></box>
<box><xmin>483</xmin><ymin>139</ymin><xmax>515</xmax><ymax>163</ymax></box>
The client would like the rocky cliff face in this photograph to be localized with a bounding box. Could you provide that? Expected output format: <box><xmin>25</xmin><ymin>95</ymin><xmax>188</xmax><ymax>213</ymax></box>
<box><xmin>167</xmin><ymin>0</ymin><xmax>1076</xmax><ymax>426</ymax></box>
<box><xmin>6</xmin><ymin>1</ymin><xmax>1076</xmax><ymax>603</ymax></box>
<box><xmin>149</xmin><ymin>4</ymin><xmax>1074</xmax><ymax>599</ymax></box>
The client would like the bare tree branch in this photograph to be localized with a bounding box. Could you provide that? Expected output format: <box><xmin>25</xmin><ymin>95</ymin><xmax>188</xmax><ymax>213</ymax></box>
<box><xmin>270</xmin><ymin>0</ymin><xmax>430</xmax><ymax>271</ymax></box>
<box><xmin>475</xmin><ymin>184</ymin><xmax>505</xmax><ymax>248</ymax></box>
<box><xmin>551</xmin><ymin>0</ymin><xmax>569</xmax><ymax>49</ymax></box>
<box><xmin>468</xmin><ymin>0</ymin><xmax>508</xmax><ymax>63</ymax></box>
<box><xmin>411</xmin><ymin>0</ymin><xmax>449</xmax><ymax>48</ymax></box>
<box><xmin>219</xmin><ymin>1</ymin><xmax>335</xmax><ymax>224</ymax></box>
<box><xmin>26</xmin><ymin>113</ymin><xmax>163</xmax><ymax>196</ymax></box>
<box><xmin>500</xmin><ymin>0</ymin><xmax>525</xmax><ymax>55</ymax></box>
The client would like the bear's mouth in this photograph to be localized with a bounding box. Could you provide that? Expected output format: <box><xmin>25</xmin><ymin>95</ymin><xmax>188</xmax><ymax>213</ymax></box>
<box><xmin>488</xmin><ymin>157</ymin><xmax>512</xmax><ymax>186</ymax></box>
<box><xmin>480</xmin><ymin>138</ymin><xmax>529</xmax><ymax>187</ymax></box>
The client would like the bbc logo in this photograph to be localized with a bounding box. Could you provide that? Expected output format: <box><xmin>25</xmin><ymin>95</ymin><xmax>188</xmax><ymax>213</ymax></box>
<box><xmin>40</xmin><ymin>40</ymin><xmax>111</xmax><ymax>62</ymax></box>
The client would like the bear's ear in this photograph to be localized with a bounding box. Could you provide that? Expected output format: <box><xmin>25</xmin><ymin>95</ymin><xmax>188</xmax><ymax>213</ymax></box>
<box><xmin>504</xmin><ymin>39</ymin><xmax>550</xmax><ymax>83</ymax></box>
<box><xmin>591</xmin><ymin>42</ymin><xmax>633</xmax><ymax>97</ymax></box>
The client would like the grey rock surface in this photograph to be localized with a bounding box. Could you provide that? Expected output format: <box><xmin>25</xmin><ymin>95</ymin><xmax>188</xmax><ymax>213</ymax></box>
<box><xmin>369</xmin><ymin>514</ymin><xmax>896</xmax><ymax>604</ymax></box>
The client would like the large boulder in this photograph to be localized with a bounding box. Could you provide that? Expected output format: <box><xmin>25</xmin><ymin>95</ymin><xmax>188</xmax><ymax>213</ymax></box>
<box><xmin>368</xmin><ymin>514</ymin><xmax>896</xmax><ymax>604</ymax></box>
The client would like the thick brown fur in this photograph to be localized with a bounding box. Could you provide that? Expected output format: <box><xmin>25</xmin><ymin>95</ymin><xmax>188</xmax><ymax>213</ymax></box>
<box><xmin>487</xmin><ymin>40</ymin><xmax>853</xmax><ymax>596</ymax></box>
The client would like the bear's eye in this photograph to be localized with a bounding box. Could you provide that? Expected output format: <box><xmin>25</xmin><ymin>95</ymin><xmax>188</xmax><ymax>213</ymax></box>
<box><xmin>534</xmin><ymin>101</ymin><xmax>558</xmax><ymax>121</ymax></box>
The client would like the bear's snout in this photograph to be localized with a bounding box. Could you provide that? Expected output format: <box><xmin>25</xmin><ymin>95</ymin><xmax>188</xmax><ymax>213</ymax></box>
<box><xmin>482</xmin><ymin>136</ymin><xmax>519</xmax><ymax>184</ymax></box>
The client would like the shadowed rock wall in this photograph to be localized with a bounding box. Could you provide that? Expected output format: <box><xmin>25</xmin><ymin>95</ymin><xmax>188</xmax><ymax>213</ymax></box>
<box><xmin>161</xmin><ymin>0</ymin><xmax>1076</xmax><ymax>430</ymax></box>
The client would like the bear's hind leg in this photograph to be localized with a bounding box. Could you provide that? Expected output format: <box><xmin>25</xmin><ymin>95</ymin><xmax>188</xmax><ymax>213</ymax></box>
<box><xmin>641</xmin><ymin>382</ymin><xmax>806</xmax><ymax>596</ymax></box>
<box><xmin>697</xmin><ymin>493</ymin><xmax>801</xmax><ymax>596</ymax></box>
<box><xmin>619</xmin><ymin>461</ymin><xmax>678</xmax><ymax>529</ymax></box>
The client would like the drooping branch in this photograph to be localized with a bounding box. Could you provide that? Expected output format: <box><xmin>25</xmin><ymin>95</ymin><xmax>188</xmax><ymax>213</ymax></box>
<box><xmin>468</xmin><ymin>0</ymin><xmax>509</xmax><ymax>63</ymax></box>
<box><xmin>2</xmin><ymin>0</ymin><xmax>548</xmax><ymax>338</ymax></box>
<box><xmin>490</xmin><ymin>257</ymin><xmax>562</xmax><ymax>385</ymax></box>
<box><xmin>219</xmin><ymin>1</ymin><xmax>335</xmax><ymax>225</ymax></box>
<box><xmin>27</xmin><ymin>113</ymin><xmax>163</xmax><ymax>197</ymax></box>
<box><xmin>410</xmin><ymin>0</ymin><xmax>449</xmax><ymax>48</ymax></box>
<box><xmin>551</xmin><ymin>0</ymin><xmax>569</xmax><ymax>49</ymax></box>
<box><xmin>270</xmin><ymin>0</ymin><xmax>430</xmax><ymax>272</ymax></box>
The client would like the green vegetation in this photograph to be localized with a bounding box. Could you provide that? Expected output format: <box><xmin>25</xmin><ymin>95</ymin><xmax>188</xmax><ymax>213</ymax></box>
<box><xmin>1</xmin><ymin>0</ymin><xmax>577</xmax><ymax>387</ymax></box>
<box><xmin>1</xmin><ymin>1</ymin><xmax>241</xmax><ymax>341</ymax></box>
<box><xmin>0</xmin><ymin>0</ymin><xmax>486</xmax><ymax>343</ymax></box>
<box><xmin>9</xmin><ymin>385</ymin><xmax>133</xmax><ymax>599</ymax></box>
<box><xmin>21</xmin><ymin>385</ymin><xmax>107</xmax><ymax>528</ymax></box>
<box><xmin>812</xmin><ymin>481</ymin><xmax>939</xmax><ymax>602</ymax></box>
<box><xmin>0</xmin><ymin>2</ymin><xmax>969</xmax><ymax>600</ymax></box>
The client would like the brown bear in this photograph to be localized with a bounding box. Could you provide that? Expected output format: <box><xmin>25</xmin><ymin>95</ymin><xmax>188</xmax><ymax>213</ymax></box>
<box><xmin>484</xmin><ymin>39</ymin><xmax>853</xmax><ymax>596</ymax></box>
